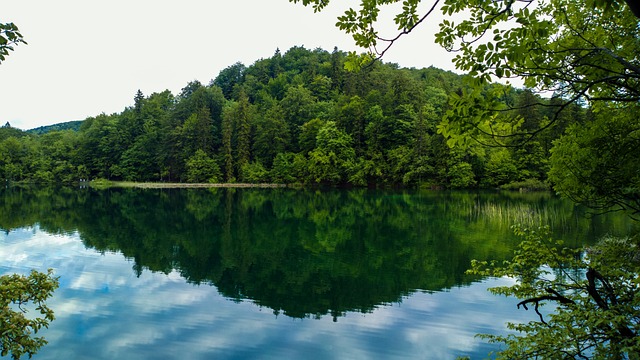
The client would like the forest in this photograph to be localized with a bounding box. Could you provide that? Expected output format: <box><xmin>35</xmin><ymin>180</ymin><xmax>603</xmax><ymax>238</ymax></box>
<box><xmin>0</xmin><ymin>46</ymin><xmax>582</xmax><ymax>189</ymax></box>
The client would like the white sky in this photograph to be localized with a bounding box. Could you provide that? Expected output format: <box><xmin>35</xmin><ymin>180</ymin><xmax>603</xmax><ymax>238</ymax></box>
<box><xmin>1</xmin><ymin>0</ymin><xmax>457</xmax><ymax>130</ymax></box>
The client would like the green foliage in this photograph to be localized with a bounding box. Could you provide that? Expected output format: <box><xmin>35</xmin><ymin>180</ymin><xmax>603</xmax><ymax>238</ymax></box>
<box><xmin>212</xmin><ymin>62</ymin><xmax>246</xmax><ymax>99</ymax></box>
<box><xmin>435</xmin><ymin>0</ymin><xmax>639</xmax><ymax>147</ymax></box>
<box><xmin>447</xmin><ymin>162</ymin><xmax>476</xmax><ymax>189</ymax></box>
<box><xmin>549</xmin><ymin>105</ymin><xmax>640</xmax><ymax>215</ymax></box>
<box><xmin>499</xmin><ymin>178</ymin><xmax>549</xmax><ymax>191</ymax></box>
<box><xmin>437</xmin><ymin>0</ymin><xmax>639</xmax><ymax>98</ymax></box>
<box><xmin>299</xmin><ymin>118</ymin><xmax>325</xmax><ymax>155</ymax></box>
<box><xmin>288</xmin><ymin>0</ymin><xmax>639</xmax><ymax>204</ymax></box>
<box><xmin>271</xmin><ymin>152</ymin><xmax>298</xmax><ymax>184</ymax></box>
<box><xmin>481</xmin><ymin>148</ymin><xmax>518</xmax><ymax>188</ymax></box>
<box><xmin>468</xmin><ymin>226</ymin><xmax>640</xmax><ymax>359</ymax></box>
<box><xmin>252</xmin><ymin>108</ymin><xmax>290</xmax><ymax>169</ymax></box>
<box><xmin>26</xmin><ymin>121</ymin><xmax>84</xmax><ymax>135</ymax></box>
<box><xmin>290</xmin><ymin>0</ymin><xmax>433</xmax><ymax>69</ymax></box>
<box><xmin>307</xmin><ymin>121</ymin><xmax>355</xmax><ymax>184</ymax></box>
<box><xmin>241</xmin><ymin>161</ymin><xmax>269</xmax><ymax>183</ymax></box>
<box><xmin>1</xmin><ymin>269</ymin><xmax>59</xmax><ymax>359</ymax></box>
<box><xmin>185</xmin><ymin>149</ymin><xmax>221</xmax><ymax>183</ymax></box>
<box><xmin>0</xmin><ymin>22</ymin><xmax>26</xmax><ymax>64</ymax></box>
<box><xmin>181</xmin><ymin>107</ymin><xmax>215</xmax><ymax>157</ymax></box>
<box><xmin>0</xmin><ymin>46</ymin><xmax>582</xmax><ymax>189</ymax></box>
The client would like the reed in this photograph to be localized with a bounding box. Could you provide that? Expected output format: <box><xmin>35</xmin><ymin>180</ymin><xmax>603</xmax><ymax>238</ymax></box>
<box><xmin>472</xmin><ymin>201</ymin><xmax>566</xmax><ymax>227</ymax></box>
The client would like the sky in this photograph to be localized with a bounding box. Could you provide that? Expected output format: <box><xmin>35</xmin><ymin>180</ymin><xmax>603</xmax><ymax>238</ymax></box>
<box><xmin>1</xmin><ymin>1</ymin><xmax>457</xmax><ymax>130</ymax></box>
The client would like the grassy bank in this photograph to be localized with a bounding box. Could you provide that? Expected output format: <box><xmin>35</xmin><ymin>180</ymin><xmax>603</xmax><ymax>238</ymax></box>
<box><xmin>89</xmin><ymin>180</ymin><xmax>288</xmax><ymax>189</ymax></box>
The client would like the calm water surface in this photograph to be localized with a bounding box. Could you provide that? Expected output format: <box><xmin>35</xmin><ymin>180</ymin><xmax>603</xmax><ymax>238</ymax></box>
<box><xmin>0</xmin><ymin>187</ymin><xmax>636</xmax><ymax>359</ymax></box>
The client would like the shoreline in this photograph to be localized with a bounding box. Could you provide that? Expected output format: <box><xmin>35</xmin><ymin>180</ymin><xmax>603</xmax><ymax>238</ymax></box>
<box><xmin>94</xmin><ymin>181</ymin><xmax>289</xmax><ymax>189</ymax></box>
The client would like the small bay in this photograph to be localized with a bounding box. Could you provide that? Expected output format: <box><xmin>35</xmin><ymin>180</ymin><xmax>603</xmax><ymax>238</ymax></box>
<box><xmin>0</xmin><ymin>187</ymin><xmax>636</xmax><ymax>359</ymax></box>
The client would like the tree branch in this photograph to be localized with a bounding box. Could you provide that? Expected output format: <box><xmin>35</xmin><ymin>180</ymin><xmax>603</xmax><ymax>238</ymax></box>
<box><xmin>373</xmin><ymin>0</ymin><xmax>442</xmax><ymax>60</ymax></box>
<box><xmin>517</xmin><ymin>287</ymin><xmax>576</xmax><ymax>324</ymax></box>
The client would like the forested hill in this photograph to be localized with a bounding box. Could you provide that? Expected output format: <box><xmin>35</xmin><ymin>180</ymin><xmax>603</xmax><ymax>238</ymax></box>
<box><xmin>26</xmin><ymin>120</ymin><xmax>83</xmax><ymax>135</ymax></box>
<box><xmin>0</xmin><ymin>46</ymin><xmax>583</xmax><ymax>188</ymax></box>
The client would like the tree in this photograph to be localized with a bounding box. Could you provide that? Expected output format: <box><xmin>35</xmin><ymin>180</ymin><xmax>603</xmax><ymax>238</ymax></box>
<box><xmin>280</xmin><ymin>85</ymin><xmax>317</xmax><ymax>151</ymax></box>
<box><xmin>253</xmin><ymin>106</ymin><xmax>290</xmax><ymax>168</ymax></box>
<box><xmin>548</xmin><ymin>105</ymin><xmax>640</xmax><ymax>216</ymax></box>
<box><xmin>185</xmin><ymin>149</ymin><xmax>221</xmax><ymax>183</ymax></box>
<box><xmin>221</xmin><ymin>103</ymin><xmax>235</xmax><ymax>182</ymax></box>
<box><xmin>133</xmin><ymin>89</ymin><xmax>144</xmax><ymax>114</ymax></box>
<box><xmin>271</xmin><ymin>152</ymin><xmax>298</xmax><ymax>183</ymax></box>
<box><xmin>481</xmin><ymin>148</ymin><xmax>518</xmax><ymax>188</ymax></box>
<box><xmin>182</xmin><ymin>106</ymin><xmax>214</xmax><ymax>155</ymax></box>
<box><xmin>1</xmin><ymin>269</ymin><xmax>59</xmax><ymax>360</ymax></box>
<box><xmin>338</xmin><ymin>95</ymin><xmax>366</xmax><ymax>155</ymax></box>
<box><xmin>298</xmin><ymin>118</ymin><xmax>325</xmax><ymax>155</ymax></box>
<box><xmin>235</xmin><ymin>91</ymin><xmax>253</xmax><ymax>180</ymax></box>
<box><xmin>212</xmin><ymin>62</ymin><xmax>246</xmax><ymax>99</ymax></box>
<box><xmin>241</xmin><ymin>160</ymin><xmax>269</xmax><ymax>183</ymax></box>
<box><xmin>291</xmin><ymin>0</ymin><xmax>639</xmax><ymax>205</ymax></box>
<box><xmin>289</xmin><ymin>0</ymin><xmax>639</xmax><ymax>66</ymax></box>
<box><xmin>78</xmin><ymin>113</ymin><xmax>125</xmax><ymax>179</ymax></box>
<box><xmin>468</xmin><ymin>226</ymin><xmax>640</xmax><ymax>359</ymax></box>
<box><xmin>37</xmin><ymin>130</ymin><xmax>82</xmax><ymax>183</ymax></box>
<box><xmin>0</xmin><ymin>137</ymin><xmax>27</xmax><ymax>182</ymax></box>
<box><xmin>436</xmin><ymin>0</ymin><xmax>639</xmax><ymax>149</ymax></box>
<box><xmin>0</xmin><ymin>22</ymin><xmax>26</xmax><ymax>64</ymax></box>
<box><xmin>307</xmin><ymin>121</ymin><xmax>355</xmax><ymax>184</ymax></box>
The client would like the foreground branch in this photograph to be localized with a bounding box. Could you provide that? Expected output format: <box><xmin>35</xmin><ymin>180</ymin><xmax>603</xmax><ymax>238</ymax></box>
<box><xmin>517</xmin><ymin>287</ymin><xmax>576</xmax><ymax>323</ymax></box>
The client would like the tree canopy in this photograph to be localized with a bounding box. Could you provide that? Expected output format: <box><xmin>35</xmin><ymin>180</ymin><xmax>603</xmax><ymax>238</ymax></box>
<box><xmin>0</xmin><ymin>270</ymin><xmax>59</xmax><ymax>360</ymax></box>
<box><xmin>0</xmin><ymin>22</ymin><xmax>26</xmax><ymax>64</ymax></box>
<box><xmin>469</xmin><ymin>226</ymin><xmax>640</xmax><ymax>359</ymax></box>
<box><xmin>1</xmin><ymin>46</ymin><xmax>581</xmax><ymax>190</ymax></box>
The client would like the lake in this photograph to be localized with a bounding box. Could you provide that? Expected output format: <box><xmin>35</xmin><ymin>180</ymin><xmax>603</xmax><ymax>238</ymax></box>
<box><xmin>0</xmin><ymin>187</ymin><xmax>636</xmax><ymax>359</ymax></box>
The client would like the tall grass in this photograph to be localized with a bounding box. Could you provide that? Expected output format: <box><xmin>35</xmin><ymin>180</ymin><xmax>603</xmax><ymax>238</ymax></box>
<box><xmin>471</xmin><ymin>201</ymin><xmax>566</xmax><ymax>228</ymax></box>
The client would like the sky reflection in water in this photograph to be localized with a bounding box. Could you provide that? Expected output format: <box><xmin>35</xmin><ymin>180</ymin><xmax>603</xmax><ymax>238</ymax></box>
<box><xmin>3</xmin><ymin>187</ymin><xmax>632</xmax><ymax>360</ymax></box>
<box><xmin>1</xmin><ymin>226</ymin><xmax>525</xmax><ymax>360</ymax></box>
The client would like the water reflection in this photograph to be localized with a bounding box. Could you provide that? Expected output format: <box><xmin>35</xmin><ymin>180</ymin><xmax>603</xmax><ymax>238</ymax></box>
<box><xmin>1</xmin><ymin>187</ymin><xmax>634</xmax><ymax>321</ymax></box>
<box><xmin>0</xmin><ymin>226</ymin><xmax>518</xmax><ymax>359</ymax></box>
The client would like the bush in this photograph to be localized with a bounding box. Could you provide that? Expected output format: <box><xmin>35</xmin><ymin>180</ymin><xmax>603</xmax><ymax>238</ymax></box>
<box><xmin>500</xmin><ymin>178</ymin><xmax>549</xmax><ymax>191</ymax></box>
<box><xmin>241</xmin><ymin>161</ymin><xmax>270</xmax><ymax>183</ymax></box>
<box><xmin>185</xmin><ymin>150</ymin><xmax>221</xmax><ymax>183</ymax></box>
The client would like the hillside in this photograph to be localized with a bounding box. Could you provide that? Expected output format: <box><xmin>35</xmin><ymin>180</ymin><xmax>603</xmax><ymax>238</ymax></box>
<box><xmin>0</xmin><ymin>46</ymin><xmax>582</xmax><ymax>188</ymax></box>
<box><xmin>27</xmin><ymin>120</ymin><xmax>84</xmax><ymax>135</ymax></box>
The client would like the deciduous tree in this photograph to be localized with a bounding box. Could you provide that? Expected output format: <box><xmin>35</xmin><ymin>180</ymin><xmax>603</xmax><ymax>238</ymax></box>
<box><xmin>469</xmin><ymin>227</ymin><xmax>640</xmax><ymax>359</ymax></box>
<box><xmin>0</xmin><ymin>22</ymin><xmax>26</xmax><ymax>64</ymax></box>
<box><xmin>1</xmin><ymin>270</ymin><xmax>59</xmax><ymax>360</ymax></box>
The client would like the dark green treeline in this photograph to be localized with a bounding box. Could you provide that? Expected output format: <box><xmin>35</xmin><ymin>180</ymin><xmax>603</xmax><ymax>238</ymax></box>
<box><xmin>0</xmin><ymin>47</ymin><xmax>583</xmax><ymax>187</ymax></box>
<box><xmin>1</xmin><ymin>187</ymin><xmax>631</xmax><ymax>319</ymax></box>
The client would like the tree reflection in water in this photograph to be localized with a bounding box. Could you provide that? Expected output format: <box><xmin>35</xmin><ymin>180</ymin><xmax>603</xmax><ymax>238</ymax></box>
<box><xmin>0</xmin><ymin>186</ymin><xmax>632</xmax><ymax>320</ymax></box>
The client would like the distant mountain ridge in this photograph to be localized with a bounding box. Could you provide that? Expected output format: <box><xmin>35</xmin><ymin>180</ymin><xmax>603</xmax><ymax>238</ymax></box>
<box><xmin>27</xmin><ymin>120</ymin><xmax>84</xmax><ymax>135</ymax></box>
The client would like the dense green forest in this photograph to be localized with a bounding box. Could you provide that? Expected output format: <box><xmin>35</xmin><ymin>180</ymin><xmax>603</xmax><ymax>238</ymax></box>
<box><xmin>25</xmin><ymin>120</ymin><xmax>83</xmax><ymax>135</ymax></box>
<box><xmin>0</xmin><ymin>46</ymin><xmax>582</xmax><ymax>188</ymax></box>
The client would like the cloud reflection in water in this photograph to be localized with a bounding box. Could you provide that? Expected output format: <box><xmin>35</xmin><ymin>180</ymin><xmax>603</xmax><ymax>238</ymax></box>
<box><xmin>0</xmin><ymin>227</ymin><xmax>531</xmax><ymax>359</ymax></box>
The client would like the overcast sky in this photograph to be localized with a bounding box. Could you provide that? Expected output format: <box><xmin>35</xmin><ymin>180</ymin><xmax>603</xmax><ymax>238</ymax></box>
<box><xmin>2</xmin><ymin>1</ymin><xmax>457</xmax><ymax>130</ymax></box>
